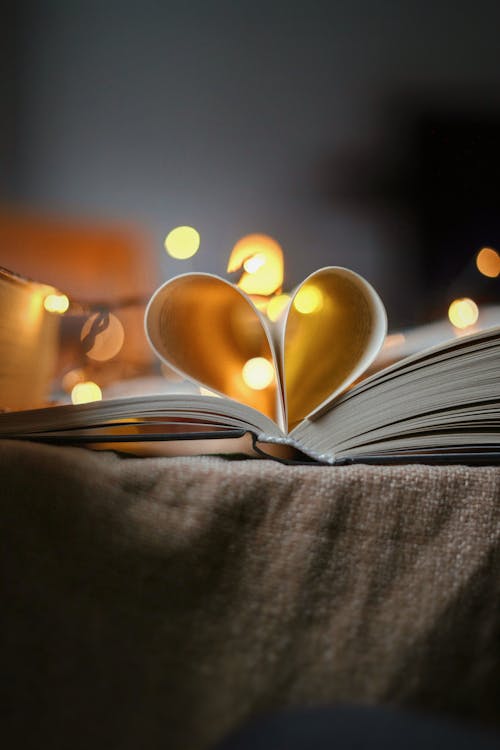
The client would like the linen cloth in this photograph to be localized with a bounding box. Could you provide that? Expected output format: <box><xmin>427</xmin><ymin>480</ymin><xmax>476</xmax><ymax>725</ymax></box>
<box><xmin>1</xmin><ymin>440</ymin><xmax>500</xmax><ymax>749</ymax></box>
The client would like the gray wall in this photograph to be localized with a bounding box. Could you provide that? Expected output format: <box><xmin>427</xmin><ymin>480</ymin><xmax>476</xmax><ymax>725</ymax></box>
<box><xmin>5</xmin><ymin>0</ymin><xmax>500</xmax><ymax>324</ymax></box>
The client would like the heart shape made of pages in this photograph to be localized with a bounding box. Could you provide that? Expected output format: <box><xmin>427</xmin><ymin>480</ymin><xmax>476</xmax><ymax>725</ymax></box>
<box><xmin>145</xmin><ymin>268</ymin><xmax>387</xmax><ymax>431</ymax></box>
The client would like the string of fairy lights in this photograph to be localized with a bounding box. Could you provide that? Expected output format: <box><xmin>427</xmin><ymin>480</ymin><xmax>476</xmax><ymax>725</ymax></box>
<box><xmin>43</xmin><ymin>292</ymin><xmax>145</xmax><ymax>404</ymax></box>
<box><xmin>43</xmin><ymin>228</ymin><xmax>500</xmax><ymax>406</ymax></box>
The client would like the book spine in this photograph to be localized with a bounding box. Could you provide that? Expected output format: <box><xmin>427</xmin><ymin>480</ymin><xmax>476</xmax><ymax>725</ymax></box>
<box><xmin>256</xmin><ymin>432</ymin><xmax>336</xmax><ymax>465</ymax></box>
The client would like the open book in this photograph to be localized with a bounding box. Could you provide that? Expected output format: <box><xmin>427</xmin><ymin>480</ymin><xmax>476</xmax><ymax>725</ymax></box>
<box><xmin>1</xmin><ymin>267</ymin><xmax>499</xmax><ymax>464</ymax></box>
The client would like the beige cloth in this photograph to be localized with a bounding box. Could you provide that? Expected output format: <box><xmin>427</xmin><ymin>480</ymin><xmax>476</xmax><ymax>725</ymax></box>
<box><xmin>1</xmin><ymin>440</ymin><xmax>500</xmax><ymax>749</ymax></box>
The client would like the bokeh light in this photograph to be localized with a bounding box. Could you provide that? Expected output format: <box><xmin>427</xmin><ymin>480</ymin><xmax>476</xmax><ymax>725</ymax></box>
<box><xmin>43</xmin><ymin>293</ymin><xmax>69</xmax><ymax>314</ymax></box>
<box><xmin>228</xmin><ymin>234</ymin><xmax>284</xmax><ymax>296</ymax></box>
<box><xmin>448</xmin><ymin>298</ymin><xmax>479</xmax><ymax>329</ymax></box>
<box><xmin>382</xmin><ymin>333</ymin><xmax>406</xmax><ymax>349</ymax></box>
<box><xmin>476</xmin><ymin>247</ymin><xmax>500</xmax><ymax>278</ymax></box>
<box><xmin>71</xmin><ymin>381</ymin><xmax>102</xmax><ymax>404</ymax></box>
<box><xmin>80</xmin><ymin>312</ymin><xmax>125</xmax><ymax>361</ymax></box>
<box><xmin>62</xmin><ymin>368</ymin><xmax>86</xmax><ymax>393</ymax></box>
<box><xmin>293</xmin><ymin>285</ymin><xmax>323</xmax><ymax>314</ymax></box>
<box><xmin>164</xmin><ymin>226</ymin><xmax>200</xmax><ymax>259</ymax></box>
<box><xmin>241</xmin><ymin>357</ymin><xmax>275</xmax><ymax>390</ymax></box>
<box><xmin>267</xmin><ymin>293</ymin><xmax>291</xmax><ymax>322</ymax></box>
<box><xmin>243</xmin><ymin>253</ymin><xmax>266</xmax><ymax>274</ymax></box>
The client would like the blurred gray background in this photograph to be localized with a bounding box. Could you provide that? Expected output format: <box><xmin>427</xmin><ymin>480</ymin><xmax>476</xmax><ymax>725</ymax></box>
<box><xmin>2</xmin><ymin>0</ymin><xmax>500</xmax><ymax>325</ymax></box>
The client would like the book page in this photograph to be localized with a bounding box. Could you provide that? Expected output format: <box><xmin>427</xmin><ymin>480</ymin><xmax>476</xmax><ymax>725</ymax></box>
<box><xmin>291</xmin><ymin>329</ymin><xmax>500</xmax><ymax>463</ymax></box>
<box><xmin>279</xmin><ymin>267</ymin><xmax>386</xmax><ymax>430</ymax></box>
<box><xmin>145</xmin><ymin>273</ymin><xmax>285</xmax><ymax>428</ymax></box>
<box><xmin>0</xmin><ymin>393</ymin><xmax>284</xmax><ymax>440</ymax></box>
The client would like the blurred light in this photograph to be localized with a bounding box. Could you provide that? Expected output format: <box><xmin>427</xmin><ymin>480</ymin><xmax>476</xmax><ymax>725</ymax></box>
<box><xmin>243</xmin><ymin>252</ymin><xmax>266</xmax><ymax>274</ymax></box>
<box><xmin>293</xmin><ymin>285</ymin><xmax>323</xmax><ymax>314</ymax></box>
<box><xmin>448</xmin><ymin>298</ymin><xmax>479</xmax><ymax>329</ymax></box>
<box><xmin>71</xmin><ymin>381</ymin><xmax>102</xmax><ymax>404</ymax></box>
<box><xmin>267</xmin><ymin>294</ymin><xmax>291</xmax><ymax>322</ymax></box>
<box><xmin>62</xmin><ymin>368</ymin><xmax>86</xmax><ymax>393</ymax></box>
<box><xmin>228</xmin><ymin>234</ymin><xmax>284</xmax><ymax>296</ymax></box>
<box><xmin>80</xmin><ymin>312</ymin><xmax>125</xmax><ymax>362</ymax></box>
<box><xmin>383</xmin><ymin>333</ymin><xmax>406</xmax><ymax>348</ymax></box>
<box><xmin>44</xmin><ymin>293</ymin><xmax>69</xmax><ymax>314</ymax></box>
<box><xmin>164</xmin><ymin>226</ymin><xmax>200</xmax><ymax>259</ymax></box>
<box><xmin>476</xmin><ymin>247</ymin><xmax>500</xmax><ymax>278</ymax></box>
<box><xmin>241</xmin><ymin>357</ymin><xmax>275</xmax><ymax>390</ymax></box>
<box><xmin>252</xmin><ymin>298</ymin><xmax>270</xmax><ymax>313</ymax></box>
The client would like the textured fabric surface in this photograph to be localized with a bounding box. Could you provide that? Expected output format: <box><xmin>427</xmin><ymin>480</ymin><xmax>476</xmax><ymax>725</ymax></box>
<box><xmin>1</xmin><ymin>440</ymin><xmax>500</xmax><ymax>750</ymax></box>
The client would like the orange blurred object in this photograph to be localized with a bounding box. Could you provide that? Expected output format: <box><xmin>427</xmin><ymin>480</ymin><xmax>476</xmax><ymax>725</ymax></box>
<box><xmin>0</xmin><ymin>206</ymin><xmax>157</xmax><ymax>302</ymax></box>
<box><xmin>0</xmin><ymin>207</ymin><xmax>158</xmax><ymax>371</ymax></box>
<box><xmin>476</xmin><ymin>247</ymin><xmax>500</xmax><ymax>278</ymax></box>
<box><xmin>0</xmin><ymin>268</ymin><xmax>60</xmax><ymax>410</ymax></box>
